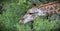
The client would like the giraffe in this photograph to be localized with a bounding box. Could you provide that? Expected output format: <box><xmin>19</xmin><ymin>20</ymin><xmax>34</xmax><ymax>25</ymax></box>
<box><xmin>19</xmin><ymin>1</ymin><xmax>60</xmax><ymax>24</ymax></box>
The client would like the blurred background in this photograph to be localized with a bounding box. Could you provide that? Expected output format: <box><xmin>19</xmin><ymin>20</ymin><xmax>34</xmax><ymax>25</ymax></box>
<box><xmin>0</xmin><ymin>0</ymin><xmax>60</xmax><ymax>31</ymax></box>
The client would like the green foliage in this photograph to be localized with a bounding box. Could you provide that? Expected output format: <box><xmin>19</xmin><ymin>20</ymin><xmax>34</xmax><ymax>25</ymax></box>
<box><xmin>0</xmin><ymin>0</ymin><xmax>60</xmax><ymax>31</ymax></box>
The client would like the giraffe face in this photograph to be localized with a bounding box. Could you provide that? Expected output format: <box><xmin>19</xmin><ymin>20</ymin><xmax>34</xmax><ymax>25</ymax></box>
<box><xmin>19</xmin><ymin>8</ymin><xmax>45</xmax><ymax>24</ymax></box>
<box><xmin>19</xmin><ymin>14</ymin><xmax>37</xmax><ymax>24</ymax></box>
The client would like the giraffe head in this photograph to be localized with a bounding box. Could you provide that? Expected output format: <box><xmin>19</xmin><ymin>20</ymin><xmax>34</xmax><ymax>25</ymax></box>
<box><xmin>19</xmin><ymin>7</ymin><xmax>45</xmax><ymax>24</ymax></box>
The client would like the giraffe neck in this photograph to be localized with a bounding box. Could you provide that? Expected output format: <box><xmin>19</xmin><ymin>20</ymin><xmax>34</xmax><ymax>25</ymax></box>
<box><xmin>38</xmin><ymin>1</ymin><xmax>60</xmax><ymax>14</ymax></box>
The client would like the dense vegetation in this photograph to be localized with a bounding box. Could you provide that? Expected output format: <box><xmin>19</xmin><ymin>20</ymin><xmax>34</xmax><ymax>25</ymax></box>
<box><xmin>0</xmin><ymin>0</ymin><xmax>60</xmax><ymax>31</ymax></box>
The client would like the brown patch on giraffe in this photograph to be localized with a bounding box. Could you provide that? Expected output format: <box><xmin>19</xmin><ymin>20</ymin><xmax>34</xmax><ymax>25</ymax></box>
<box><xmin>50</xmin><ymin>7</ymin><xmax>53</xmax><ymax>10</ymax></box>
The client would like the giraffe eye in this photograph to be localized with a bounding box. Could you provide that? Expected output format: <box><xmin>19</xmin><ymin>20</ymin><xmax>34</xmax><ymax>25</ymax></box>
<box><xmin>29</xmin><ymin>13</ymin><xmax>34</xmax><ymax>14</ymax></box>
